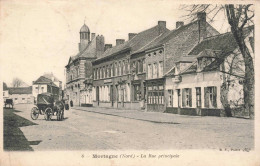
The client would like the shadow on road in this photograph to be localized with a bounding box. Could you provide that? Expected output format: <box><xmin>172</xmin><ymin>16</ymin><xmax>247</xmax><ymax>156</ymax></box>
<box><xmin>4</xmin><ymin>108</ymin><xmax>41</xmax><ymax>151</ymax></box>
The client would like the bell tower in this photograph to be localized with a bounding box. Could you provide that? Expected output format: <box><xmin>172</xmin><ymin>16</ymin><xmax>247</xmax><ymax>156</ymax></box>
<box><xmin>79</xmin><ymin>21</ymin><xmax>90</xmax><ymax>52</ymax></box>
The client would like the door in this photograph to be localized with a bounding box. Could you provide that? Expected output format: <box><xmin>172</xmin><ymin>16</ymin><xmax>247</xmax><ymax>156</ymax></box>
<box><xmin>111</xmin><ymin>85</ymin><xmax>114</xmax><ymax>107</ymax></box>
<box><xmin>96</xmin><ymin>87</ymin><xmax>99</xmax><ymax>106</ymax></box>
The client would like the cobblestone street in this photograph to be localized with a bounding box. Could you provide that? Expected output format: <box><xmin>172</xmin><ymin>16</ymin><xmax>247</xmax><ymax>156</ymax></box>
<box><xmin>9</xmin><ymin>104</ymin><xmax>254</xmax><ymax>150</ymax></box>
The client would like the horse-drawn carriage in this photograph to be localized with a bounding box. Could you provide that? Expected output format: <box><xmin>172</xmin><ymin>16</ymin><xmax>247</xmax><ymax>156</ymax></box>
<box><xmin>4</xmin><ymin>99</ymin><xmax>13</xmax><ymax>108</ymax></box>
<box><xmin>31</xmin><ymin>93</ymin><xmax>65</xmax><ymax>121</ymax></box>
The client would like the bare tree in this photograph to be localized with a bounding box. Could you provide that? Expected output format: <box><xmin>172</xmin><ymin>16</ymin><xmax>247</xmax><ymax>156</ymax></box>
<box><xmin>181</xmin><ymin>4</ymin><xmax>254</xmax><ymax>119</ymax></box>
<box><xmin>12</xmin><ymin>77</ymin><xmax>23</xmax><ymax>87</ymax></box>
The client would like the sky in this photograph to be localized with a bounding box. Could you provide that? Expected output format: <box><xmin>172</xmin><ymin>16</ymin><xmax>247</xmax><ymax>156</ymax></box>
<box><xmin>0</xmin><ymin>0</ymin><xmax>229</xmax><ymax>88</ymax></box>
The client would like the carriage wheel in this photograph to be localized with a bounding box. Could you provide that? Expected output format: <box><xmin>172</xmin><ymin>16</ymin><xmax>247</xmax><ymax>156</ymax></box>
<box><xmin>31</xmin><ymin>107</ymin><xmax>39</xmax><ymax>120</ymax></box>
<box><xmin>44</xmin><ymin>107</ymin><xmax>52</xmax><ymax>121</ymax></box>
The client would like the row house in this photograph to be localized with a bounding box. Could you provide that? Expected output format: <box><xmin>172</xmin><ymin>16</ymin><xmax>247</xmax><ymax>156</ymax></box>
<box><xmin>65</xmin><ymin>23</ymin><xmax>105</xmax><ymax>106</ymax></box>
<box><xmin>133</xmin><ymin>12</ymin><xmax>220</xmax><ymax>112</ymax></box>
<box><xmin>164</xmin><ymin>26</ymin><xmax>254</xmax><ymax>116</ymax></box>
<box><xmin>92</xmin><ymin>21</ymin><xmax>169</xmax><ymax>109</ymax></box>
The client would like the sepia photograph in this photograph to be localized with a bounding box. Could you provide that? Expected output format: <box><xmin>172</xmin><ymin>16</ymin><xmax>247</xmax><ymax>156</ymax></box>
<box><xmin>0</xmin><ymin>0</ymin><xmax>259</xmax><ymax>165</ymax></box>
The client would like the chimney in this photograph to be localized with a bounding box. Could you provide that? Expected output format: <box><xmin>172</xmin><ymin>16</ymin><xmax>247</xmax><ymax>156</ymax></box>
<box><xmin>197</xmin><ymin>12</ymin><xmax>207</xmax><ymax>42</ymax></box>
<box><xmin>128</xmin><ymin>33</ymin><xmax>137</xmax><ymax>40</ymax></box>
<box><xmin>176</xmin><ymin>21</ymin><xmax>184</xmax><ymax>29</ymax></box>
<box><xmin>158</xmin><ymin>21</ymin><xmax>166</xmax><ymax>35</ymax></box>
<box><xmin>116</xmin><ymin>39</ymin><xmax>125</xmax><ymax>46</ymax></box>
<box><xmin>105</xmin><ymin>44</ymin><xmax>112</xmax><ymax>51</ymax></box>
<box><xmin>91</xmin><ymin>33</ymin><xmax>95</xmax><ymax>41</ymax></box>
<box><xmin>96</xmin><ymin>35</ymin><xmax>105</xmax><ymax>58</ymax></box>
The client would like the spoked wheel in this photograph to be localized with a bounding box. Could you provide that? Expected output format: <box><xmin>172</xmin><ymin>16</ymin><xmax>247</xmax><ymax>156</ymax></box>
<box><xmin>44</xmin><ymin>107</ymin><xmax>52</xmax><ymax>121</ymax></box>
<box><xmin>56</xmin><ymin>109</ymin><xmax>64</xmax><ymax>121</ymax></box>
<box><xmin>31</xmin><ymin>107</ymin><xmax>39</xmax><ymax>120</ymax></box>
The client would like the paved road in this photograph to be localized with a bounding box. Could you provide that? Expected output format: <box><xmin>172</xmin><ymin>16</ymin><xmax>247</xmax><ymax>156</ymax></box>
<box><xmin>13</xmin><ymin>104</ymin><xmax>254</xmax><ymax>150</ymax></box>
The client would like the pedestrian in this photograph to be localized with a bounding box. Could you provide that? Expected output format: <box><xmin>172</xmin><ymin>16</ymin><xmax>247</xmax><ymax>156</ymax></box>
<box><xmin>70</xmin><ymin>100</ymin><xmax>73</xmax><ymax>107</ymax></box>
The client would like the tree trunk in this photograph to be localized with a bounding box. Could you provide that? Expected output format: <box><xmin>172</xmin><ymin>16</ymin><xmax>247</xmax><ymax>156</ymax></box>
<box><xmin>226</xmin><ymin>5</ymin><xmax>255</xmax><ymax>119</ymax></box>
<box><xmin>220</xmin><ymin>83</ymin><xmax>232</xmax><ymax>117</ymax></box>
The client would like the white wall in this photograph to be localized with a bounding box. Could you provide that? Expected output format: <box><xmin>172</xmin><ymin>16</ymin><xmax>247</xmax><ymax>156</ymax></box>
<box><xmin>32</xmin><ymin>84</ymin><xmax>48</xmax><ymax>98</ymax></box>
<box><xmin>166</xmin><ymin>71</ymin><xmax>223</xmax><ymax>109</ymax></box>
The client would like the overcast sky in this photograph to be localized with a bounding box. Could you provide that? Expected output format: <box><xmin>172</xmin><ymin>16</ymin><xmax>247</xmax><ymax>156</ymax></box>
<box><xmin>0</xmin><ymin>0</ymin><xmax>229</xmax><ymax>87</ymax></box>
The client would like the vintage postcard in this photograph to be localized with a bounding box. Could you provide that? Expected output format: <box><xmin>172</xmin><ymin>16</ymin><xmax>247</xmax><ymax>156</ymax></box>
<box><xmin>0</xmin><ymin>0</ymin><xmax>259</xmax><ymax>165</ymax></box>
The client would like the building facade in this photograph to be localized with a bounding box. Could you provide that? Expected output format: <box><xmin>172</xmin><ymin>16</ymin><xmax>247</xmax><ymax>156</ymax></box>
<box><xmin>164</xmin><ymin>26</ymin><xmax>254</xmax><ymax>116</ymax></box>
<box><xmin>65</xmin><ymin>23</ymin><xmax>105</xmax><ymax>106</ymax></box>
<box><xmin>32</xmin><ymin>76</ymin><xmax>60</xmax><ymax>100</ymax></box>
<box><xmin>7</xmin><ymin>87</ymin><xmax>34</xmax><ymax>104</ymax></box>
<box><xmin>92</xmin><ymin>21</ymin><xmax>169</xmax><ymax>110</ymax></box>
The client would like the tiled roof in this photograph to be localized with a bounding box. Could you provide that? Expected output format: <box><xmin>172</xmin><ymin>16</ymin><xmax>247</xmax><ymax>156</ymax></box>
<box><xmin>94</xmin><ymin>24</ymin><xmax>170</xmax><ymax>62</ymax></box>
<box><xmin>188</xmin><ymin>25</ymin><xmax>254</xmax><ymax>56</ymax></box>
<box><xmin>179</xmin><ymin>62</ymin><xmax>198</xmax><ymax>75</ymax></box>
<box><xmin>136</xmin><ymin>21</ymin><xmax>219</xmax><ymax>54</ymax></box>
<box><xmin>34</xmin><ymin>76</ymin><xmax>58</xmax><ymax>87</ymax></box>
<box><xmin>8</xmin><ymin>86</ymin><xmax>32</xmax><ymax>95</ymax></box>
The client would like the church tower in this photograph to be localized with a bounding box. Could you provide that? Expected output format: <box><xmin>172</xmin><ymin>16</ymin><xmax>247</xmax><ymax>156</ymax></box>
<box><xmin>79</xmin><ymin>23</ymin><xmax>90</xmax><ymax>52</ymax></box>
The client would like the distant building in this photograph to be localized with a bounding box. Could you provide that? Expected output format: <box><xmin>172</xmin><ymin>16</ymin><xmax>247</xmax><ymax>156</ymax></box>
<box><xmin>65</xmin><ymin>23</ymin><xmax>105</xmax><ymax>106</ymax></box>
<box><xmin>32</xmin><ymin>75</ymin><xmax>60</xmax><ymax>100</ymax></box>
<box><xmin>7</xmin><ymin>87</ymin><xmax>34</xmax><ymax>104</ymax></box>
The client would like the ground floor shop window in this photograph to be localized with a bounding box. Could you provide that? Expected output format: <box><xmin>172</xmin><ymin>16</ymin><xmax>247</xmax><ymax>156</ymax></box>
<box><xmin>147</xmin><ymin>85</ymin><xmax>164</xmax><ymax>104</ymax></box>
<box><xmin>204</xmin><ymin>86</ymin><xmax>217</xmax><ymax>108</ymax></box>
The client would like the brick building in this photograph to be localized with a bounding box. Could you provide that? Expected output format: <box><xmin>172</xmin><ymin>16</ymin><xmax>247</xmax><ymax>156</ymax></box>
<box><xmin>65</xmin><ymin>23</ymin><xmax>105</xmax><ymax>106</ymax></box>
<box><xmin>92</xmin><ymin>21</ymin><xmax>169</xmax><ymax>109</ymax></box>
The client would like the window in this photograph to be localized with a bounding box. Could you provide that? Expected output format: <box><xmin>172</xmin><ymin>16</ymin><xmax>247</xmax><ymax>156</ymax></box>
<box><xmin>100</xmin><ymin>68</ymin><xmax>103</xmax><ymax>79</ymax></box>
<box><xmin>114</xmin><ymin>63</ymin><xmax>117</xmax><ymax>76</ymax></box>
<box><xmin>148</xmin><ymin>64</ymin><xmax>152</xmax><ymax>79</ymax></box>
<box><xmin>103</xmin><ymin>67</ymin><xmax>106</xmax><ymax>78</ymax></box>
<box><xmin>168</xmin><ymin>90</ymin><xmax>173</xmax><ymax>107</ymax></box>
<box><xmin>182</xmin><ymin>88</ymin><xmax>192</xmax><ymax>107</ymax></box>
<box><xmin>110</xmin><ymin>64</ymin><xmax>113</xmax><ymax>77</ymax></box>
<box><xmin>41</xmin><ymin>87</ymin><xmax>44</xmax><ymax>89</ymax></box>
<box><xmin>177</xmin><ymin>89</ymin><xmax>181</xmax><ymax>107</ymax></box>
<box><xmin>106</xmin><ymin>66</ymin><xmax>109</xmax><ymax>78</ymax></box>
<box><xmin>22</xmin><ymin>98</ymin><xmax>25</xmax><ymax>100</ymax></box>
<box><xmin>153</xmin><ymin>63</ymin><xmax>158</xmax><ymax>78</ymax></box>
<box><xmin>35</xmin><ymin>87</ymin><xmax>38</xmax><ymax>89</ymax></box>
<box><xmin>122</xmin><ymin>61</ymin><xmax>125</xmax><ymax>75</ymax></box>
<box><xmin>15</xmin><ymin>98</ymin><xmax>18</xmax><ymax>100</ymax></box>
<box><xmin>158</xmin><ymin>61</ymin><xmax>163</xmax><ymax>77</ymax></box>
<box><xmin>118</xmin><ymin>62</ymin><xmax>121</xmax><ymax>76</ymax></box>
<box><xmin>93</xmin><ymin>69</ymin><xmax>96</xmax><ymax>79</ymax></box>
<box><xmin>138</xmin><ymin>60</ymin><xmax>143</xmax><ymax>73</ymax></box>
<box><xmin>134</xmin><ymin>84</ymin><xmax>141</xmax><ymax>101</ymax></box>
<box><xmin>196</xmin><ymin>87</ymin><xmax>201</xmax><ymax>107</ymax></box>
<box><xmin>204</xmin><ymin>87</ymin><xmax>217</xmax><ymax>108</ymax></box>
<box><xmin>143</xmin><ymin>59</ymin><xmax>146</xmax><ymax>72</ymax></box>
<box><xmin>147</xmin><ymin>85</ymin><xmax>164</xmax><ymax>104</ymax></box>
<box><xmin>127</xmin><ymin>60</ymin><xmax>130</xmax><ymax>73</ymax></box>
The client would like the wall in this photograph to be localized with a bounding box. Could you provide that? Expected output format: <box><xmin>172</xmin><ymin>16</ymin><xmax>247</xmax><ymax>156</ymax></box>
<box><xmin>166</xmin><ymin>71</ymin><xmax>223</xmax><ymax>109</ymax></box>
<box><xmin>32</xmin><ymin>84</ymin><xmax>47</xmax><ymax>98</ymax></box>
<box><xmin>10</xmin><ymin>94</ymin><xmax>34</xmax><ymax>104</ymax></box>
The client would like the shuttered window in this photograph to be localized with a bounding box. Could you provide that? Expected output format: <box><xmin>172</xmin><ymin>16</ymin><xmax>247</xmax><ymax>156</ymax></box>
<box><xmin>182</xmin><ymin>88</ymin><xmax>192</xmax><ymax>107</ymax></box>
<box><xmin>196</xmin><ymin>87</ymin><xmax>201</xmax><ymax>107</ymax></box>
<box><xmin>204</xmin><ymin>86</ymin><xmax>217</xmax><ymax>108</ymax></box>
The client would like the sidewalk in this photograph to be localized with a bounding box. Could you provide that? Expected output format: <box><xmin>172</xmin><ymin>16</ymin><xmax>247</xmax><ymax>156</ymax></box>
<box><xmin>73</xmin><ymin>106</ymin><xmax>252</xmax><ymax>125</ymax></box>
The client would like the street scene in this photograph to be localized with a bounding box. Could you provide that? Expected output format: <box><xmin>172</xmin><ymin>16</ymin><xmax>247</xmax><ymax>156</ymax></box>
<box><xmin>4</xmin><ymin>103</ymin><xmax>253</xmax><ymax>150</ymax></box>
<box><xmin>1</xmin><ymin>1</ymin><xmax>256</xmax><ymax>156</ymax></box>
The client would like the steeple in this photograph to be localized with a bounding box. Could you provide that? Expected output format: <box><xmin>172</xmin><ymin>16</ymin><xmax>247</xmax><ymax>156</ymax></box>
<box><xmin>79</xmin><ymin>19</ymin><xmax>90</xmax><ymax>52</ymax></box>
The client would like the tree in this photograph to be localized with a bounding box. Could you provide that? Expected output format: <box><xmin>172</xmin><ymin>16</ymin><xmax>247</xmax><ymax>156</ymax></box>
<box><xmin>3</xmin><ymin>82</ymin><xmax>8</xmax><ymax>90</ymax></box>
<box><xmin>12</xmin><ymin>77</ymin><xmax>23</xmax><ymax>87</ymax></box>
<box><xmin>181</xmin><ymin>4</ymin><xmax>254</xmax><ymax>119</ymax></box>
